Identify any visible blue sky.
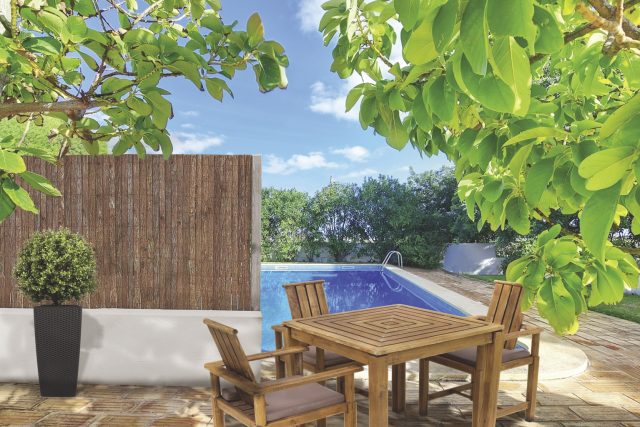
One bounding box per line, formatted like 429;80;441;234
161;0;450;194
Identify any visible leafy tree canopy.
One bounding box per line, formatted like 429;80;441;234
0;0;288;219
262;187;309;262
320;0;640;333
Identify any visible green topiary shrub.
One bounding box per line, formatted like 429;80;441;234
14;229;97;305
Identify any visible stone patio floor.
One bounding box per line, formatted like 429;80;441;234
2;269;640;426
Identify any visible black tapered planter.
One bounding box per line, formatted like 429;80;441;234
34;305;82;397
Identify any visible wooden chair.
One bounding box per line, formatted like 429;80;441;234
203;319;361;427
273;280;355;381
418;281;542;421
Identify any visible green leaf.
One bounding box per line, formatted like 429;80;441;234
505;196;530;235
428;75;456;121
0;191;15;222
533;5;563;54
190;0;205;19
412;88;432;132
483;178;504;202
144;91;173;130
247;13;264;46
581;182;621;262
23;37;62;55
503;127;567;147
432;0;458;52
536;224;562;247
459;0;487;74
490;36;531;115
589;265;625;306
525;157;554;206
537;276;577;335
345;84;367;112
455;55;516;113
394;0;422;29
75;0;98;16
38;8;65;35
0;149;27;173
578;146;636;191
2;180;38;214
18;172;61;197
600;92;640;139
156;132;173;160
66;16;88;42
205;77;231;101
486;0;535;41
403;11;439;65
126;96;153;115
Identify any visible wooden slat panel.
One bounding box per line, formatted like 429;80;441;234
0;155;256;310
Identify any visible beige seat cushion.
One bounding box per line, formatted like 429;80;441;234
442;346;531;366
303;346;352;367
220;378;345;422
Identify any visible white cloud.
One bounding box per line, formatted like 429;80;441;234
297;0;325;33
169;131;223;154
337;168;379;181
182;110;199;117
309;74;367;121
332;146;370;162
264;152;341;175
180;123;196;129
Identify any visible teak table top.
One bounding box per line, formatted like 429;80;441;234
284;304;503;356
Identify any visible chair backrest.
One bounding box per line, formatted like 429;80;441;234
486;281;524;350
204;319;256;383
283;280;330;319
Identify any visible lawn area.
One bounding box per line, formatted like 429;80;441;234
591;295;640;324
463;274;505;283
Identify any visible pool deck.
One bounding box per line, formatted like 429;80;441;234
2;269;640;426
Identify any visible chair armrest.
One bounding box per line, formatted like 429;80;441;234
204;363;259;394
504;324;543;341
258;363;363;394
246;346;308;362
469;315;486;321
272;324;286;333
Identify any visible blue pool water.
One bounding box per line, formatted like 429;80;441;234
260;264;467;351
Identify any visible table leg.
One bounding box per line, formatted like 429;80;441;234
391;363;406;413
368;357;389;427
282;327;304;376
472;330;504;427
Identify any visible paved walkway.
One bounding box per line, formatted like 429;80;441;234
2;270;640;426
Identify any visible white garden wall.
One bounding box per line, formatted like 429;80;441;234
0;308;262;387
443;243;503;275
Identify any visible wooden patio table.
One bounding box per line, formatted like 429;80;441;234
282;304;505;427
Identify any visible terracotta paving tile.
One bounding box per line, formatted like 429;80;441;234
35;412;97;426
570;405;640;421
84;399;140;413
0;409;47;426
133;399;189;415
90;414;155;427
149;416;207;426
34;397;93;412
528;405;583;421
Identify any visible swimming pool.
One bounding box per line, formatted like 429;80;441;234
260;264;467;351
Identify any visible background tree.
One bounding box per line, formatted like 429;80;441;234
0;0;288;220
261;187;308;262
319;0;640;333
356;174;411;260
303;182;363;262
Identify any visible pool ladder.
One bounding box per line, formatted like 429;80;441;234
381;251;403;270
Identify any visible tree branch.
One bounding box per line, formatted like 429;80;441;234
132;1;163;27
530;0;640;63
0;100;104;118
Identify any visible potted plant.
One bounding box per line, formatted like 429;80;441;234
14;228;97;397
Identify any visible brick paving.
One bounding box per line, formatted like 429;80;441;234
1;269;640;426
